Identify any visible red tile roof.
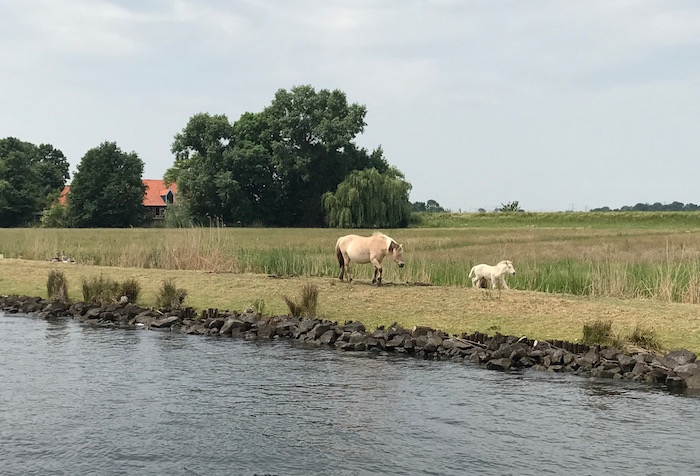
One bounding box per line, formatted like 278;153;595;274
143;179;177;207
57;180;177;207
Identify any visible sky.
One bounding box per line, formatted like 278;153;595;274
1;0;699;212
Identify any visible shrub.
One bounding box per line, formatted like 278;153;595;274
581;319;615;346
628;324;661;352
47;270;69;301
250;298;266;316
119;277;141;304
81;275;120;303
582;319;633;349
155;278;188;310
283;283;319;318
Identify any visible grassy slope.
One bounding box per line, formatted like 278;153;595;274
2;258;699;353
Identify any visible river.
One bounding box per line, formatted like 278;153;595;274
1;312;699;476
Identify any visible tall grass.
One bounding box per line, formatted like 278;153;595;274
4;220;700;304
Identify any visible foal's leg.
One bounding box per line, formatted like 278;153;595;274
500;276;509;289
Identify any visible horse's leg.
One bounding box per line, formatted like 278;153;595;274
371;259;382;285
501;276;509;289
341;253;352;282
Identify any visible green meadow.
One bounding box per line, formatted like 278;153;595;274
2;212;700;352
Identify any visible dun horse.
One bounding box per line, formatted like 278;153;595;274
335;233;405;285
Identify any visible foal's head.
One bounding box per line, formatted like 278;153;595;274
499;260;516;275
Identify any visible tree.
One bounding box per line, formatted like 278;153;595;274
322;167;412;228
67;142;146;227
0;137;69;227
499;201;523;212
166;86;390;227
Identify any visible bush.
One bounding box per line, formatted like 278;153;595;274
283;283;319;318
581;319;659;350
628;324;661;352
582;319;615;346
155;278;188;310
81;275;120;303
119;277;141;304
250;298;266;316
41;203;71;228
47;270;69;301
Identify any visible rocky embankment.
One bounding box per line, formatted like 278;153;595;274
2;294;700;394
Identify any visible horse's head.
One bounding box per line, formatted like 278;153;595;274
389;241;405;268
500;260;516;275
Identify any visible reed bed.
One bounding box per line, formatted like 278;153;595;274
3;215;700;305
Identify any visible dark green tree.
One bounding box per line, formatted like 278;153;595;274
67;142;146;227
0;137;69;227
322;167;412;228
166;86;390;227
167;113;236;225
500;201;523;212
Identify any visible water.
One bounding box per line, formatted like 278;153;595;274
1;312;699;476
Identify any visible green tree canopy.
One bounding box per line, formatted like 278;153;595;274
67;142;146;227
0;137;69;227
166;85;390;226
322;167;412;228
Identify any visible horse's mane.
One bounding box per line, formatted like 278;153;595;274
372;231;395;248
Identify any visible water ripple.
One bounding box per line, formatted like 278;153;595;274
1;312;700;476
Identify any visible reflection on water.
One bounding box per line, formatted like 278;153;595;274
1;312;700;476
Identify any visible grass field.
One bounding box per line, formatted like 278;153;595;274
2;212;700;352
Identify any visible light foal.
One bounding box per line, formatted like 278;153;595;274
469;260;516;289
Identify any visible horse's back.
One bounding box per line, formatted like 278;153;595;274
337;234;376;263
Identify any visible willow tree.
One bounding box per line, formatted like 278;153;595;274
322;167;412;228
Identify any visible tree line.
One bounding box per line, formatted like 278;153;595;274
3;86;449;228
591;202;700;212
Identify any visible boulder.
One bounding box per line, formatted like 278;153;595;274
85;307;103;320
661;350;697;368
666;376;687;392
485;358;512;371
385;334;407;349
319;330;337;345
256;321;276;339
151;316;181;329
342;321;365;333
411;325;435;337
423;335;443;353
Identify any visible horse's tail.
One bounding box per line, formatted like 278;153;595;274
468;266;476;278
335;238;344;269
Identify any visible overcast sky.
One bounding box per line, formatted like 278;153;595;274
2;0;699;212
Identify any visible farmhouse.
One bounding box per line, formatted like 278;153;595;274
58;179;177;221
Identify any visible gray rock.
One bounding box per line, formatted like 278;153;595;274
319;329;337;345
343;321;365;333
152;316;180;328
411;325;435;337
486;358;512;371
257;321;276;339
310;323;332;339
666;376;687;392
423;335;443;353
662;349;697;368
85;307;103;319
673;363;700;379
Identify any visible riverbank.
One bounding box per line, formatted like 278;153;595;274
2;294;699;396
2;258;700;353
